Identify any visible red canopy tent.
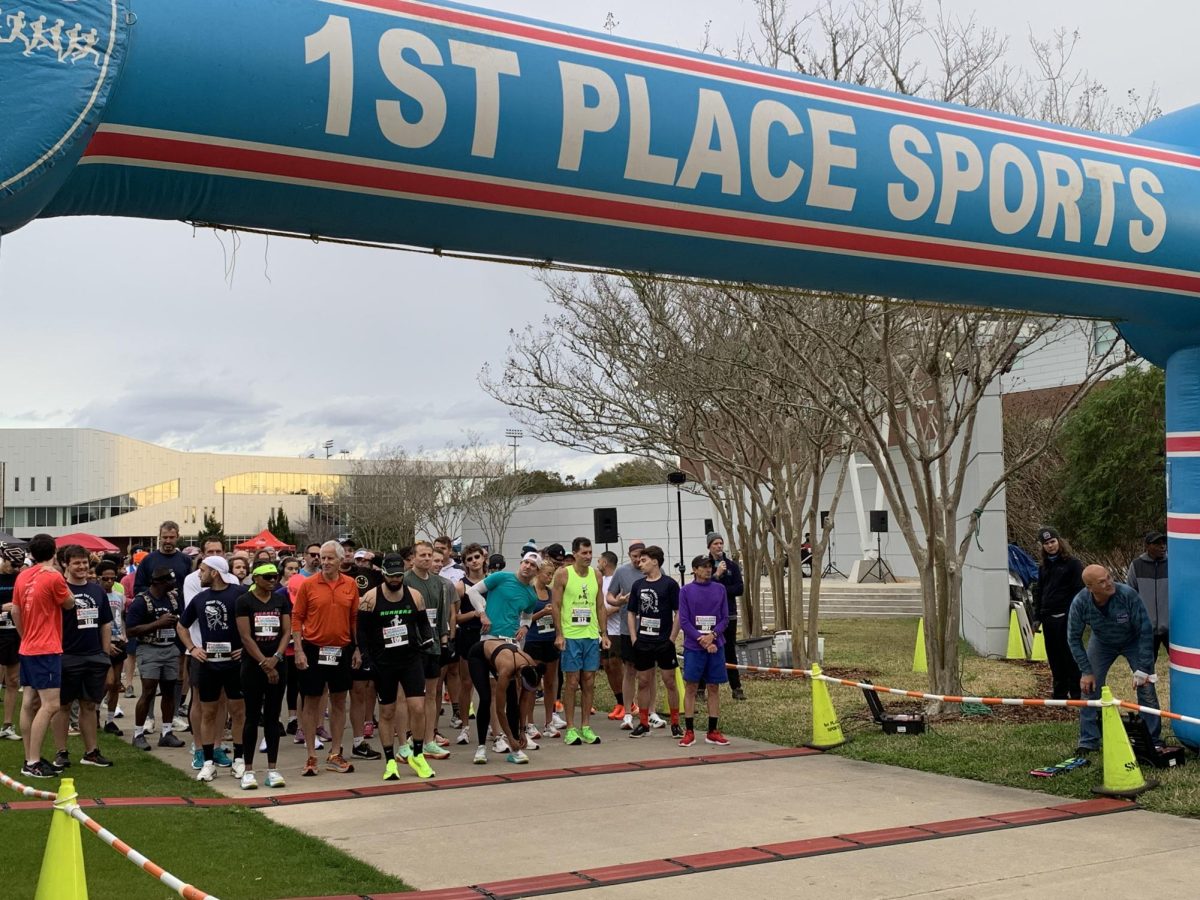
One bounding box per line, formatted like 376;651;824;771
233;530;294;552
55;532;120;553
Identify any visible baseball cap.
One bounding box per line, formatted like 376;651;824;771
150;566;176;584
353;549;368;560
381;554;406;576
487;553;506;572
1037;526;1059;544
0;543;26;565
544;543;566;561
201;556;241;586
691;554;713;569
1145;531;1167;544
521;551;542;565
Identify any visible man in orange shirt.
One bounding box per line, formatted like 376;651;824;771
292;540;360;777
11;534;75;778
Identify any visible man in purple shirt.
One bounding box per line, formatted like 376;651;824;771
678;555;730;748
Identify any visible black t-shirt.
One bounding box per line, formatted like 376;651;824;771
235;589;292;659
0;572;16;637
62;580;113;657
354;567;383;598
133;550;193;594
360;584;432;667
127;588;184;648
629;576;679;643
180;586;244;666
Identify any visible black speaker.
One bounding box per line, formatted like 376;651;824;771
870;510;889;533
593;507;619;544
820;510;831;529
703;518;714;535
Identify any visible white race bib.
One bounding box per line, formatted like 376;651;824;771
538;616;556;634
426;608;438;626
156;627;176;642
383;624;408;648
0;611;12;629
696;615;717;635
571;607;591;626
639;618;661;638
206;641;231;660
254;613;280;638
318;645;342;666
77;606;99;630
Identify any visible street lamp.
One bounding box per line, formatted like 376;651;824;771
323;439;335;459
505;429;523;473
667;471;686;577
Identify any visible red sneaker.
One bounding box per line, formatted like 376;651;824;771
678;729;696;748
302;756;319;777
607;704;625;721
705;730;730;747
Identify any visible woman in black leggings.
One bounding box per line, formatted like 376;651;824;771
467;638;540;766
234;564;292;789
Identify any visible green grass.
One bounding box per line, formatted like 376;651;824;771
0;696;409;899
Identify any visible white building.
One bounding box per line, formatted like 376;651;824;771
0;429;354;548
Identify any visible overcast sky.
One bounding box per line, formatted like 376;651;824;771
0;0;1193;477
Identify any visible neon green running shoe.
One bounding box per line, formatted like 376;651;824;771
382;758;401;782
580;726;601;745
563;727;582;745
407;752;436;780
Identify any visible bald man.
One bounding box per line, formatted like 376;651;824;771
1067;565;1162;753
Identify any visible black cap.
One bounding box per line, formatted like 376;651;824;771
487;553;506;572
691;554;713;570
544;543;566;561
150;566;176;584
1037;526;1059;544
381;554;406;576
1145;531;1167;544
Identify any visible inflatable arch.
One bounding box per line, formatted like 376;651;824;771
3;0;1200;740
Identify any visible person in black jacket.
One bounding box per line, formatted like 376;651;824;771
1033;526;1084;700
706;533;746;701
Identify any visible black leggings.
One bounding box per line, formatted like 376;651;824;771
241;662;286;769
467;643;519;746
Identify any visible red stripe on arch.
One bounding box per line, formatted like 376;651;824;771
1167;436;1200;453
1170;646;1200;670
81;130;1200;297
1168;516;1200;535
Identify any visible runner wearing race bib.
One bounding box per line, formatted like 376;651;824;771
552;537;608;746
626;546;681;739
523;559;562;740
678;555;731;748
235;563;292;790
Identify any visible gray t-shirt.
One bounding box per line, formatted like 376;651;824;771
607;562;641;636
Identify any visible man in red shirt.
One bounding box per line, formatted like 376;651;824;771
12;534;75;778
292;541;360;777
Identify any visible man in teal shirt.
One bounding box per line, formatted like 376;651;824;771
464;553;540;641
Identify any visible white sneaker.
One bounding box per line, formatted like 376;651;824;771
196;761;216;782
493;735;511;753
456;726;470;745
542;724;561;739
525;723;541;740
450;715;464;729
113;707;125;719
620;714;634;731
525;736;540;751
172;716;190;733
648;712;667;729
551;712;567;729
0;724;20;741
314;736;325;751
240;771;258;790
265;770;286;788
259;737;267;753
473;744;488;765
231;757;246;778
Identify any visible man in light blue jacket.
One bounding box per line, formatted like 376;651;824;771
1068;565;1162;753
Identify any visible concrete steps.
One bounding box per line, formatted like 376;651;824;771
757;578;923;625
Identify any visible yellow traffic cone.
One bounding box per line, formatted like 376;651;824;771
805;663;846;750
36;778;87;899
1031;629;1048;662
1005;610;1026;659
912;619;927;673
1092;686;1157;798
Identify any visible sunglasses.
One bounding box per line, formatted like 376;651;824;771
308;552;320;557
257;573;280;581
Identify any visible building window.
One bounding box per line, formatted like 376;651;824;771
28;477;34;492
215;472;345;496
12;477;17;493
1092;322;1118;358
45;477;51;491
67;479;180;526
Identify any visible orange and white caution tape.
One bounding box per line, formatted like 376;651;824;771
0;769;57;800
727;662;1200;727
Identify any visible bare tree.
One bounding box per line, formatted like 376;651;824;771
466;471;535;554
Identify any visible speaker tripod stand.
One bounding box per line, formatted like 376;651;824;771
861;532;896;583
821;527;847;579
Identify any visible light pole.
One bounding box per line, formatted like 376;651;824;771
667;471;686;578
505;429;523;473
323;439;335;459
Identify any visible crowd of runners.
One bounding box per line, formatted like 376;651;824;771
0;522;746;785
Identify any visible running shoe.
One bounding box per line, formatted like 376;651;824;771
629;723;650;739
455;727;471;745
363;721;375;739
506;750;530;765
648;712;666;729
607;704;625;720
265;770;286;788
196;761;216;782
424;744;450;760
678;729;696;748
408;753;436;779
158;731;185;749
0;724;20;741
171;716;190;733
132;733;152;752
525;736;540;751
21;760;54;779
542;724;561;739
103;721;124;737
259;737;267;753
563;727;582;746
293;728;306;745
213;747;233;767
316;725;333;742
473;745;489;764
671;723;684;739
113;706;125;719
382;759;401;781
314;735;325;751
124;685;135;699
178;702;190;717
240;771;258;790
551;712;567;729
81;749;113;768
449;715;464;729
44;756;65;772
231;757;246;778
579;726;601;745
286;718;298;736
68;724;81;737
705;731;730;746
555;700;564;713
620;714;634;731
525;723;541;740
53;750;71;769
434;732;451;748
302;756;319;777
398;742;413;761
352;743;382;760
493;735;511;754
191;747;203;770
325;752;354;774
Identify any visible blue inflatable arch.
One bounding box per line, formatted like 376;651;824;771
3;0;1200;739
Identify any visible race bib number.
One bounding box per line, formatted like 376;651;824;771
639;618;661;638
696;615;717;634
77;606;99;629
156;627;176;642
538;616;556;634
206;641;231;660
254;613;280;638
318;645;342;666
0;610;12;629
426;608;438;626
383;624;408;648
571;607;591;626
